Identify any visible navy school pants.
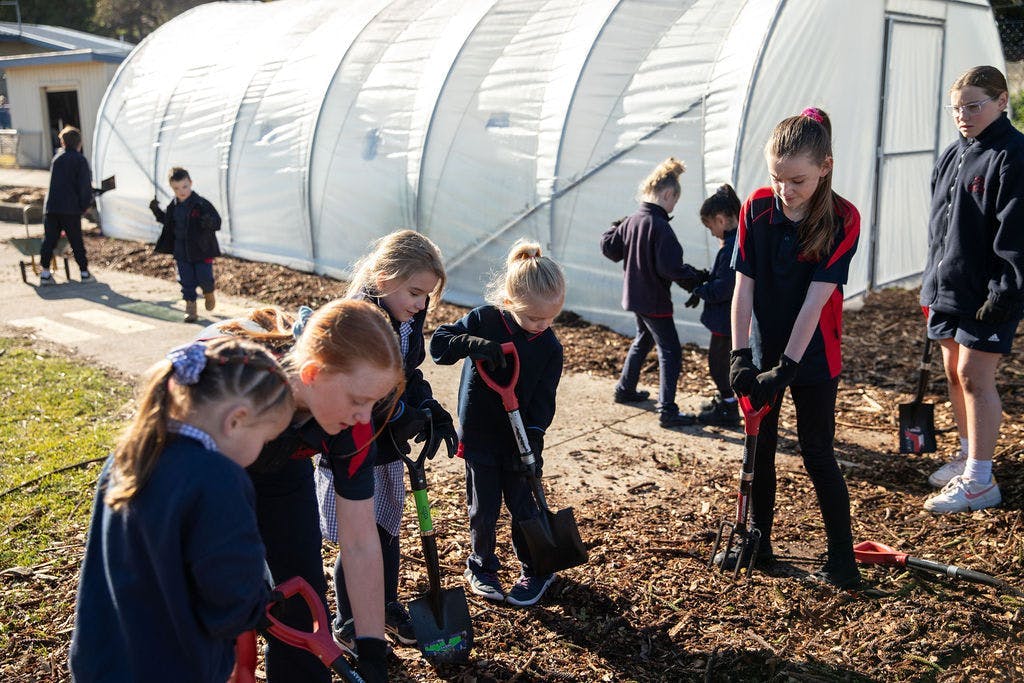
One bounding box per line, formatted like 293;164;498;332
465;459;544;577
616;313;681;414
40;212;88;273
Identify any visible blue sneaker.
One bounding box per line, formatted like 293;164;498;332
505;574;555;607
464;566;504;601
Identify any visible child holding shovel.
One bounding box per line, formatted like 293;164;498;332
430;239;565;607
722;108;863;589
70;338;294;681
326;229;459;650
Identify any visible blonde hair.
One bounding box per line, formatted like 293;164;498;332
345;229;446;302
765;109;836;262
638;157;686;202
950;65;1008;98
485;239;566;313
105;338;293;510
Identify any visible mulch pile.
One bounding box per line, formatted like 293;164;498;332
3;232;1021;681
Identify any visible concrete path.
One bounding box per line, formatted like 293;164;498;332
0;167;49;189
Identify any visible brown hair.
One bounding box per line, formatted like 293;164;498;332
638;157;686;203
59;126;81;150
169;167;191;183
485;239;566;312
700;184;742;220
345;229;446;302
950;65;1008;98
105;338;293;510
765;109;836;261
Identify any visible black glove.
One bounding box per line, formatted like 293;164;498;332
449;334;506;371
750;354;799;408
976;295;1015;325
420;398;457;458
684;292;701;308
729;349;759;397
387;402;427;453
148;197;160;216
697;268;711;285
354;637;388;683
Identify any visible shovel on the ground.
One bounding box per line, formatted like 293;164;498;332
475;342;588;577
898;333;937;454
398;420;473;665
708;395;772;580
854;541;1023;596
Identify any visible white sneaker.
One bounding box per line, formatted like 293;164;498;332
924;475;1001;514
928;452;967;488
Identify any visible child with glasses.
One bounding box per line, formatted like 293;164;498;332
919;65;1024;514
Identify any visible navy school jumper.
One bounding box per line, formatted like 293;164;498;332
693;228;737;336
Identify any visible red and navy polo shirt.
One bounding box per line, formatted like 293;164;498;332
733;187;860;384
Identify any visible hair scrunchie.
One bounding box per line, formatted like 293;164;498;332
801;107;824;124
166;342;208;385
292;305;314;339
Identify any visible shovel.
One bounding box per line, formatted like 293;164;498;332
475;342;588;577
854;541;1023;596
398;418;473;665
708;395;772;580
898;334;937;454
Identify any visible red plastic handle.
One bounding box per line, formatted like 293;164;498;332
853;540;909;567
232;631;258;683
737;395;772;436
474;342;520;411
264;576;344;665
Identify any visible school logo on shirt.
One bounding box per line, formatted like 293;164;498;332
968;176;985;194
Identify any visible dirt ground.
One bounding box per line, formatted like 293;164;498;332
3;230;1023;681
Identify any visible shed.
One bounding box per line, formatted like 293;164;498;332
0;22;133;168
93;0;1006;341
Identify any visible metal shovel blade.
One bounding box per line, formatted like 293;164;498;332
518;506;588;576
408;587;473;665
898;400;936;453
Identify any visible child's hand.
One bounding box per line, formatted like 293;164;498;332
148;197;160;213
684;292;701;308
728;349;759;397
750;355;799;408
420;399;458;458
388;402;428;449
450;334;506;370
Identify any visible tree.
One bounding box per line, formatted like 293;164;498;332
5;0;96;33
91;0;208;42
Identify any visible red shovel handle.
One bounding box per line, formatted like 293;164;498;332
474;342;520;411
853;540;909;566
264;576;346;667
737;395;772;436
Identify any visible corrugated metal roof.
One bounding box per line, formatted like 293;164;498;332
0;21;133;56
0;48;128;68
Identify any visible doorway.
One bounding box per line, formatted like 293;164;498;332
46;89;81;154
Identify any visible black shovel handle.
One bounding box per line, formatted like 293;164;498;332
906;557;1022;594
913;334;932;404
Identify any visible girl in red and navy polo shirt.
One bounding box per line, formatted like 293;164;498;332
722;108;862;590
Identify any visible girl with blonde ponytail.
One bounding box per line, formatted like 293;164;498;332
601;156;705;427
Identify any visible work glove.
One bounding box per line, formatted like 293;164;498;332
728;349;759;397
420;398;458;458
684;292;701;309
354;637;388;683
449;334;506;371
750;354;799;409
975;295;1015;325
148;197;160;216
387;401;427;454
696;268;711;285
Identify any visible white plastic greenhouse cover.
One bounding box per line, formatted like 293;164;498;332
94;0;1005;341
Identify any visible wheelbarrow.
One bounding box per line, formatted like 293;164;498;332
398;415;473;664
10;204;70;284
475;342;588;577
708;395;773;579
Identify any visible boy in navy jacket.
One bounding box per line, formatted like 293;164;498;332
39;126;93;284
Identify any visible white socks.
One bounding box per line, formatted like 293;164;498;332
964;457;992;485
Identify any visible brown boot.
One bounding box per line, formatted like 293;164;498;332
184;300;198;323
203;289;216;311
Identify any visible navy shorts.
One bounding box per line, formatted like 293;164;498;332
927;309;1020;355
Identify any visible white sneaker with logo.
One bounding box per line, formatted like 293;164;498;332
924;475;1001;514
927;453;967;488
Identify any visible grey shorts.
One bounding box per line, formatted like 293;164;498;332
927;309;1020;355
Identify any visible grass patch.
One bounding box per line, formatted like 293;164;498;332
0;336;130;568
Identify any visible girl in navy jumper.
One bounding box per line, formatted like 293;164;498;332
601;157;704;427
200;300;404;683
724;108;862;589
430;240;565;607
688;184;742;427
327;229;457;649
919;66;1024;514
71;338;294;682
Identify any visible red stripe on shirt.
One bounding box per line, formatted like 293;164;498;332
818;287;844;378
347;422;374;477
825;199;860;269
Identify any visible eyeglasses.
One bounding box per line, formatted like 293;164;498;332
943;95;997;118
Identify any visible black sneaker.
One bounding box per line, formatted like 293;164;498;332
713;542;774;571
80;272;95;283
384;601;417;646
505;574;555;607
464;566;504;601
614;388;650;404
698;398;740;426
659;410;697;428
39;273;55;286
808;553;863;590
699;393;723;412
333;617;356;656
